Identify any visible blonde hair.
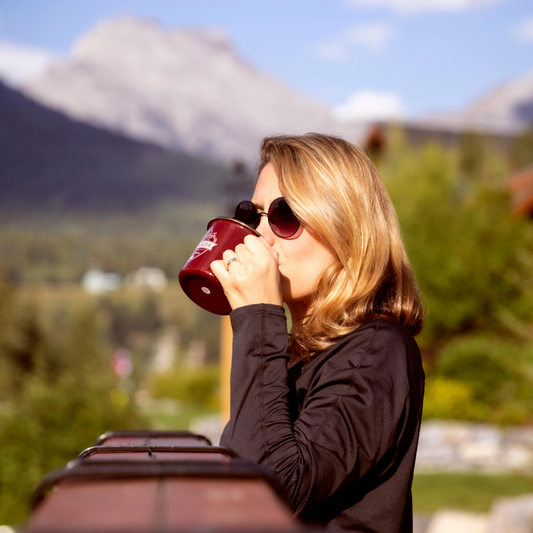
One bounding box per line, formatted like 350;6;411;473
258;133;424;358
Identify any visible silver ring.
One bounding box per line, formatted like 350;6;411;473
225;256;239;270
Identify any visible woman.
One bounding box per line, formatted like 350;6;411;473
211;133;425;533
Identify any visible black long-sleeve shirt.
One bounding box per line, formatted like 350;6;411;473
220;304;424;533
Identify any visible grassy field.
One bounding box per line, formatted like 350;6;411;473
412;472;533;513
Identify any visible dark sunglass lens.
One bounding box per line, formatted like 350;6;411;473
235;201;260;228
269;198;300;237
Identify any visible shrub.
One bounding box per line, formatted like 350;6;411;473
423;377;476;420
149;366;220;410
424;334;533;424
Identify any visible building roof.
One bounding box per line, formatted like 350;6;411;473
507;164;533;216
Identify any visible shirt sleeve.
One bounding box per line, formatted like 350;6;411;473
219;303;423;516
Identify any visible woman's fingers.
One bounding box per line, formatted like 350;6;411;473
222;249;241;271
243;234;279;263
210;258;228;279
209;235;282;310
210;249;240;279
212;236;276;278
256;236;280;262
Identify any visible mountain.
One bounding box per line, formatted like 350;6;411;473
23;17;362;164
0;80;236;209
421;69;533;134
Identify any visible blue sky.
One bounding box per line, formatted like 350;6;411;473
0;0;532;120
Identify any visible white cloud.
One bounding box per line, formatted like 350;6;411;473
0;41;56;86
312;42;350;63
332;90;405;122
346;21;392;52
313;21;392;63
514;17;533;43
344;0;506;14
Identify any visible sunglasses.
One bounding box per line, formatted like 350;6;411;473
234;197;301;238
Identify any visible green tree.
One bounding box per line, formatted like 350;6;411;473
381;132;533;423
458;130;486;182
382;134;533;345
0;290;146;525
511;125;533;170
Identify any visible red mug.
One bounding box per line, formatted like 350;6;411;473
179;217;260;315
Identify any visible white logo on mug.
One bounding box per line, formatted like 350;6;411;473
188;229;218;261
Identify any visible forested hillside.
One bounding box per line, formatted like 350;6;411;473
0;81;240;209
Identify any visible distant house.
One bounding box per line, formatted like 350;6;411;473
124;267;168;291
361;120;519;160
507;164;533;217
81;269;122;294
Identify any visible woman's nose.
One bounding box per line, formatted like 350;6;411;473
257;216;275;245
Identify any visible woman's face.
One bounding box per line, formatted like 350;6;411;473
251;163;335;319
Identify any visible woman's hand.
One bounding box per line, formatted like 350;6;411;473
210;235;283;310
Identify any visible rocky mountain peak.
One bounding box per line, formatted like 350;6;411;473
73;16;234;65
462;68;533;130
24;16;359;164
422;69;533;135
